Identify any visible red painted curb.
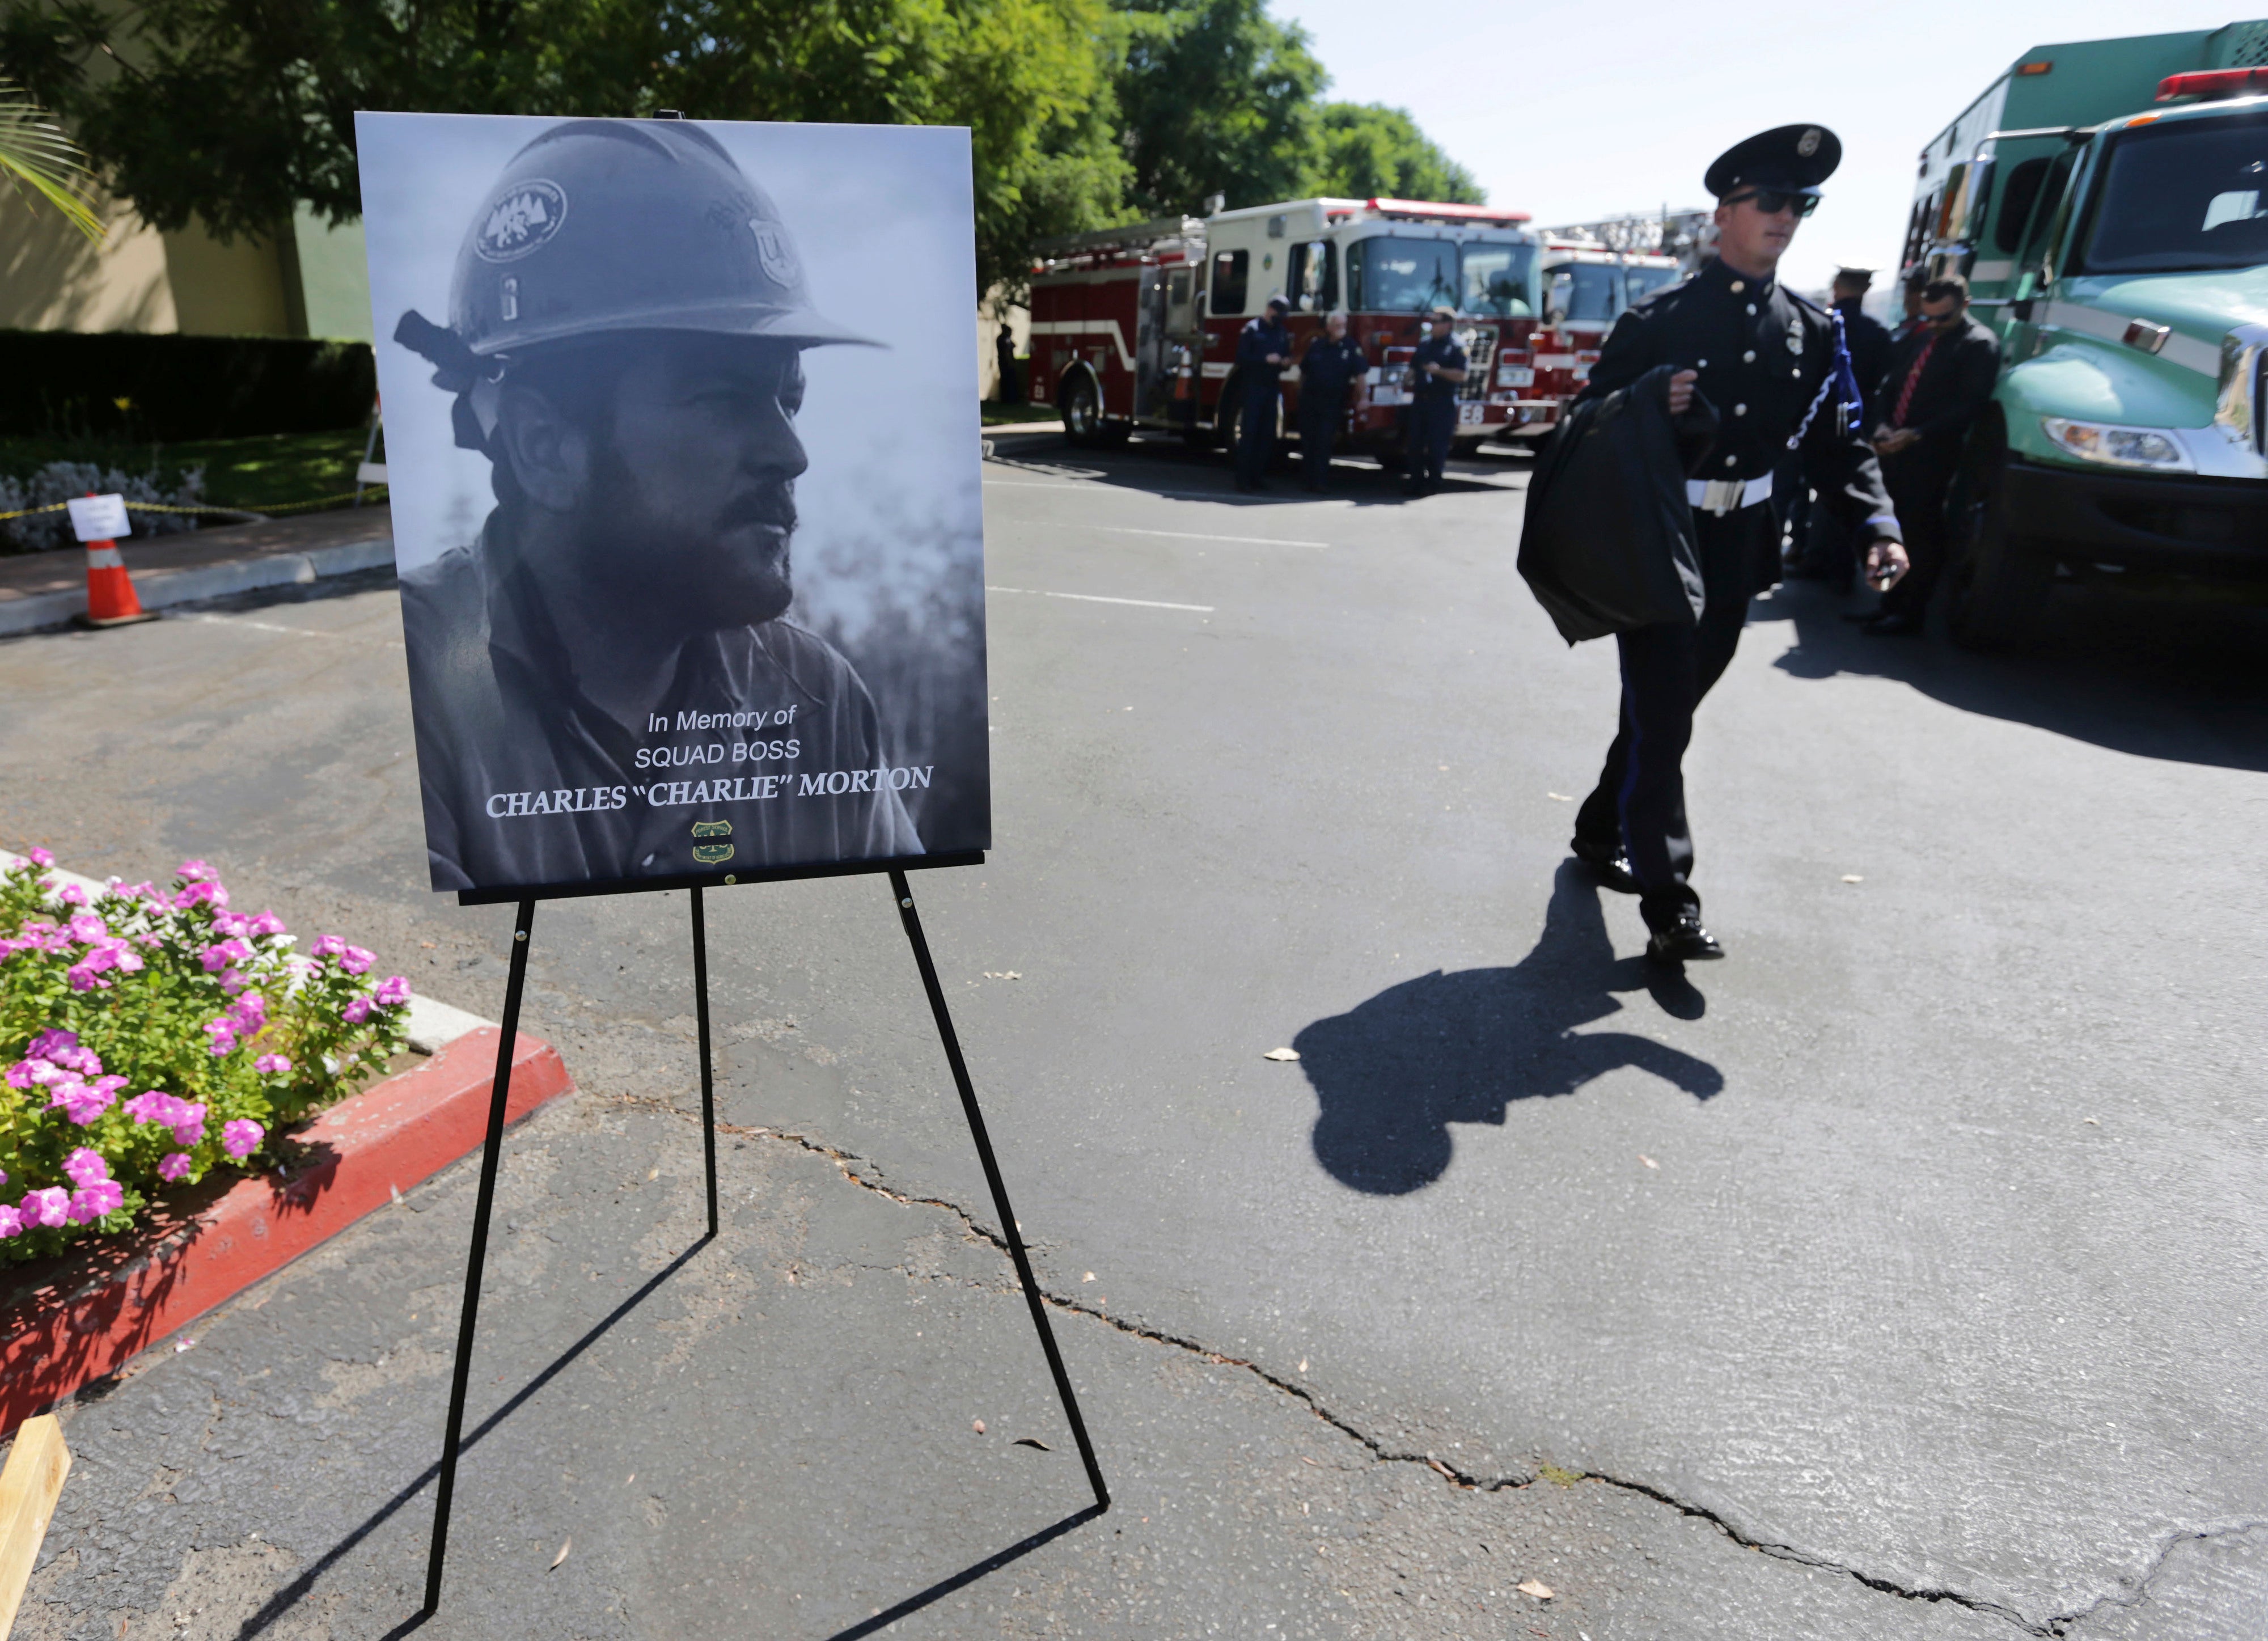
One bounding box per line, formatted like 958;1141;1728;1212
0;1027;573;1436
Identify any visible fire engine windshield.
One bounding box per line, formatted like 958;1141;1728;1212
1462;242;1537;316
2074;112;2268;274
1348;237;1460;312
1623;263;1681;305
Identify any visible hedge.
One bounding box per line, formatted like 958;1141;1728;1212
0;331;376;442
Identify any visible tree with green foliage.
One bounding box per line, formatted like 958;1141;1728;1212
1314;101;1482;205
0;0;1129;295
1114;0;1325;217
0;77;98;238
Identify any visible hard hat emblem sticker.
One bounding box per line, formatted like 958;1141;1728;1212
475;180;569;263
751;221;800;287
1797;128;1822;157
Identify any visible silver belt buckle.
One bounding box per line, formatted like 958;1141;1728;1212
1700;477;1741;515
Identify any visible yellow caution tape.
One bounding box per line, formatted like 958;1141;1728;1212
0;487;387;525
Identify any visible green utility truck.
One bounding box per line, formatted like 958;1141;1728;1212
1906;22;2268;645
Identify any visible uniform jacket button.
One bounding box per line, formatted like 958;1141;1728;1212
1746;304;1757;315
1723;454;1737;467
1734;403;1747;415
1729;280;1746;293
1743;350;1755;362
1697;358;1708;369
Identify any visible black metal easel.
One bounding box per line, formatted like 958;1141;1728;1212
421;869;1108;1612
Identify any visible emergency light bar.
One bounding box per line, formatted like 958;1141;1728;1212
1367;198;1533;225
2157;67;2268;101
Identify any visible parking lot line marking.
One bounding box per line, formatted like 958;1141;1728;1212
1056;523;1327;549
187;612;403;646
985;585;1214;614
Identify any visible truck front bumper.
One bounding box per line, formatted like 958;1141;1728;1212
2007;457;2268;578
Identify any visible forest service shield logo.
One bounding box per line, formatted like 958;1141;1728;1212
475;180;569;263
751;221;800;287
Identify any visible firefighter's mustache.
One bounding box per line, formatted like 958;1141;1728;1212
721;488;797;537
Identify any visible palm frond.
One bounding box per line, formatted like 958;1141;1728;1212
0;82;105;243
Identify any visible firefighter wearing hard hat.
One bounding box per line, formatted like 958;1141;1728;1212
393;119;921;891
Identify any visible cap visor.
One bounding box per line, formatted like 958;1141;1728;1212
475;302;884;354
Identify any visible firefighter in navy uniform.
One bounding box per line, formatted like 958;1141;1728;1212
1234;295;1292;492
1403;305;1467;496
1296;310;1368;492
1567;124;1907;963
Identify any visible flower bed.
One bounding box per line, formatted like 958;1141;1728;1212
0;851;411;1264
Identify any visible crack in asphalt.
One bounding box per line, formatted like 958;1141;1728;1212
609;1089;2248;1637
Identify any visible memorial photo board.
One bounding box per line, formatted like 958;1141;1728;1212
357;112;990;895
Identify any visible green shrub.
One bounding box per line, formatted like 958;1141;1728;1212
0;331;375;442
0;852;410;1263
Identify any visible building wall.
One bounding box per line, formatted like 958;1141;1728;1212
977;288;1029;400
0;184;371;341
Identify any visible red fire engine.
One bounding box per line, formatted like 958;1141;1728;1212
1027;197;1551;459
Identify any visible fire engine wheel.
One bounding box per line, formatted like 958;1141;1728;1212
1946;424;2053;653
1059;372;1105;447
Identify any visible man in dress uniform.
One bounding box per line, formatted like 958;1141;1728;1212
1234;294;1292;492
391;118;923;892
1297;310;1368;492
1788;264;1894;589
1567;124;1907;962
1403;305;1467;497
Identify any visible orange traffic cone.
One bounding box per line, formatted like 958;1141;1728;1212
75;493;154;629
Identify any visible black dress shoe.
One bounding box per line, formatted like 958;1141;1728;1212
1645;912;1724;965
1571;841;1640;895
1861;611;1924;637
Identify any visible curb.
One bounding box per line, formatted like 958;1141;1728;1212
0;1027;573;1437
0;538;395;637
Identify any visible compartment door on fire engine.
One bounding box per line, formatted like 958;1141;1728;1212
1135;264;1169;420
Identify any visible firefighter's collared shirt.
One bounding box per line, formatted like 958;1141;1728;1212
401;511;921;893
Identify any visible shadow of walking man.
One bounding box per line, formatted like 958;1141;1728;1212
1296;861;1725;1195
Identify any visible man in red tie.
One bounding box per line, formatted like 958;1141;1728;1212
1863;274;2000;636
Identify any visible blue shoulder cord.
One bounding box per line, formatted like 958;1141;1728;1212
1787;307;1864;450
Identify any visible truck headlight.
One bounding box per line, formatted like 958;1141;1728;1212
2040;417;2194;472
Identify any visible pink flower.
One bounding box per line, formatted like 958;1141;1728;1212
342;996;373;1025
174;879;229;911
67;912;109;944
156;1152;192;1182
20;1187;70;1228
124;1090;177;1125
253;1053;292;1075
48;1077;119;1124
27;1027;81;1061
204;1020;238;1056
341;944;375;975
221;1119;264;1160
171;1103;208;1148
373;975;412;1008
229;993;269;1033
201;938;253;973
0;1205;20;1238
176;859;218;883
57;883;86;907
4;1060;37;1090
311;934;346;961
27;846;53;866
62;1147;109;1188
247;911;287;937
68;1179;124;1223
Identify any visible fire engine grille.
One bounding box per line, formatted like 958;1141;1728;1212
1458;328;1497;402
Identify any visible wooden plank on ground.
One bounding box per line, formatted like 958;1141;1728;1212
0;1414;71;1639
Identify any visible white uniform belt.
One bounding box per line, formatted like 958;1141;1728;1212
1685;472;1774;515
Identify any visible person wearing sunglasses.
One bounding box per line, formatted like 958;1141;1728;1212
1562;124;1907;965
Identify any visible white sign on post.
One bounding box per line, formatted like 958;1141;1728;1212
66;494;131;544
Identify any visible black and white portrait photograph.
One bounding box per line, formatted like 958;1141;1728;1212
357;112;989;894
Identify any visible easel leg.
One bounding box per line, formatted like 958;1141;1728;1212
886;870;1110;1511
691;885;720;1239
424;896;538;1612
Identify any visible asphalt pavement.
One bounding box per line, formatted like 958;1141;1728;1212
3;430;2265;1639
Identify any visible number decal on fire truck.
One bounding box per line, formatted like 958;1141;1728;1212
1458;403;1486;426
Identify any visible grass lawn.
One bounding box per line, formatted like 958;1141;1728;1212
0;428;379;514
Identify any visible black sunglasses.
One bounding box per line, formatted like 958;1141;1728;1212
1724;188;1821;218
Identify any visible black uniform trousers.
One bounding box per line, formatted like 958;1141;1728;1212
1573;503;1767;932
1299;395;1345;488
1235;382;1279;488
1877;443;1960;620
1404;395;1455;492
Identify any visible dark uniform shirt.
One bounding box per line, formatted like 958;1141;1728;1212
1580;257;1900;585
1236;316;1291;391
1410;332;1467;401
1298;335;1367;416
401;511;921;893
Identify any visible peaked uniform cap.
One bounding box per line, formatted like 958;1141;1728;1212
1704;124;1842;200
448;119;875;357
